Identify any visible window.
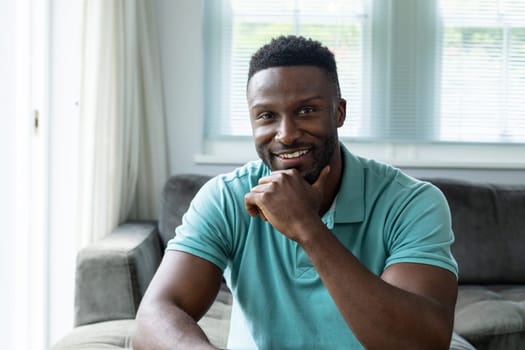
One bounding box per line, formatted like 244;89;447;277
204;0;525;146
204;0;368;139
440;0;525;142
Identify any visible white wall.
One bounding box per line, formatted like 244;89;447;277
156;0;221;176
0;1;17;347
47;0;81;345
155;0;525;185
1;0;80;348
1;0;55;347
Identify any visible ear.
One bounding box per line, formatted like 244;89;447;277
336;98;346;127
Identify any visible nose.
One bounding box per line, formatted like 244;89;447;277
275;116;301;145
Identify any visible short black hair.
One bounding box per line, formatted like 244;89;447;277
247;35;340;96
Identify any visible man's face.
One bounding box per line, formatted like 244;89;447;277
247;66;346;184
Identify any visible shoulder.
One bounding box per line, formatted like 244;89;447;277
348;153;450;225
343;152;457;275
170;161;269;264
336;146;448;222
357;154;444;203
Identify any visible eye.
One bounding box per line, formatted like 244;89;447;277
256;111;274;121
298;106;315;115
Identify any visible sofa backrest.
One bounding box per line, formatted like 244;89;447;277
427;179;525;284
159;174;212;247
160;174;525;285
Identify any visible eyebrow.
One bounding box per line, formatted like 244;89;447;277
297;95;325;104
249;95;325;110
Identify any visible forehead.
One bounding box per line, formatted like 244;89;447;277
247;66;335;105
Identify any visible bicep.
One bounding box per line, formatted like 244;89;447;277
142;250;223;321
382;263;458;316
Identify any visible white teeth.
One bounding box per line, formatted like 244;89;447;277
279;150;308;159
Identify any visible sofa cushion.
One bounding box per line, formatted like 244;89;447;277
450;332;477;350
455;285;525;350
428;179;525;284
52;285;232;350
52;319;134;349
197;283;233;348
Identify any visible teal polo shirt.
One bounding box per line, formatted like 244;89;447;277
167;144;458;349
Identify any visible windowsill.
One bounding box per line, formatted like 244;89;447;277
195;139;525;169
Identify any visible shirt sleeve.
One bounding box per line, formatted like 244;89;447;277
166;176;234;271
384;182;459;277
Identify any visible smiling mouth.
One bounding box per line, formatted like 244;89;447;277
276;149;310;159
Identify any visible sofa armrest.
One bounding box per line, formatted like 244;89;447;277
74;221;163;326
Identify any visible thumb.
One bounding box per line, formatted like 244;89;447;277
312;165;330;192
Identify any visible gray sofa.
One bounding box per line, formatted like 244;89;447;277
52;174;525;350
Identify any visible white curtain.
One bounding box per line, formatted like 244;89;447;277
78;0;169;247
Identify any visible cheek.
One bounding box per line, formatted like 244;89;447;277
252;125;274;145
305;123;334;138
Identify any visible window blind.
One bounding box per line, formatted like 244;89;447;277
440;0;525;142
204;0;525;144
204;0;368;138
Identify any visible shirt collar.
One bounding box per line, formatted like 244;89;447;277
321;195;337;229
334;143;365;223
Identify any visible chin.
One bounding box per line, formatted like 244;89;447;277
303;169;321;185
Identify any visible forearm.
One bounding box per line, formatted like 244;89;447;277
299;222;453;350
133;301;217;350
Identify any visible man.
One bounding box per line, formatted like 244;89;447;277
133;36;465;349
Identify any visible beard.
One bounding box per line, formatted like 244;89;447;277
256;133;339;184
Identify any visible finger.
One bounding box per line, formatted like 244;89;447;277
245;202;268;221
244;193;260;217
245;203;259;217
258;170;281;185
312;165;330;192
259;169;298;185
259;210;268;221
244;193;268;221
251;180;278;193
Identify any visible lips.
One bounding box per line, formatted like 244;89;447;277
276;149;310;159
271;148;312;170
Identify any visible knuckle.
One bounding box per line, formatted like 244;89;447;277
260;191;271;201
